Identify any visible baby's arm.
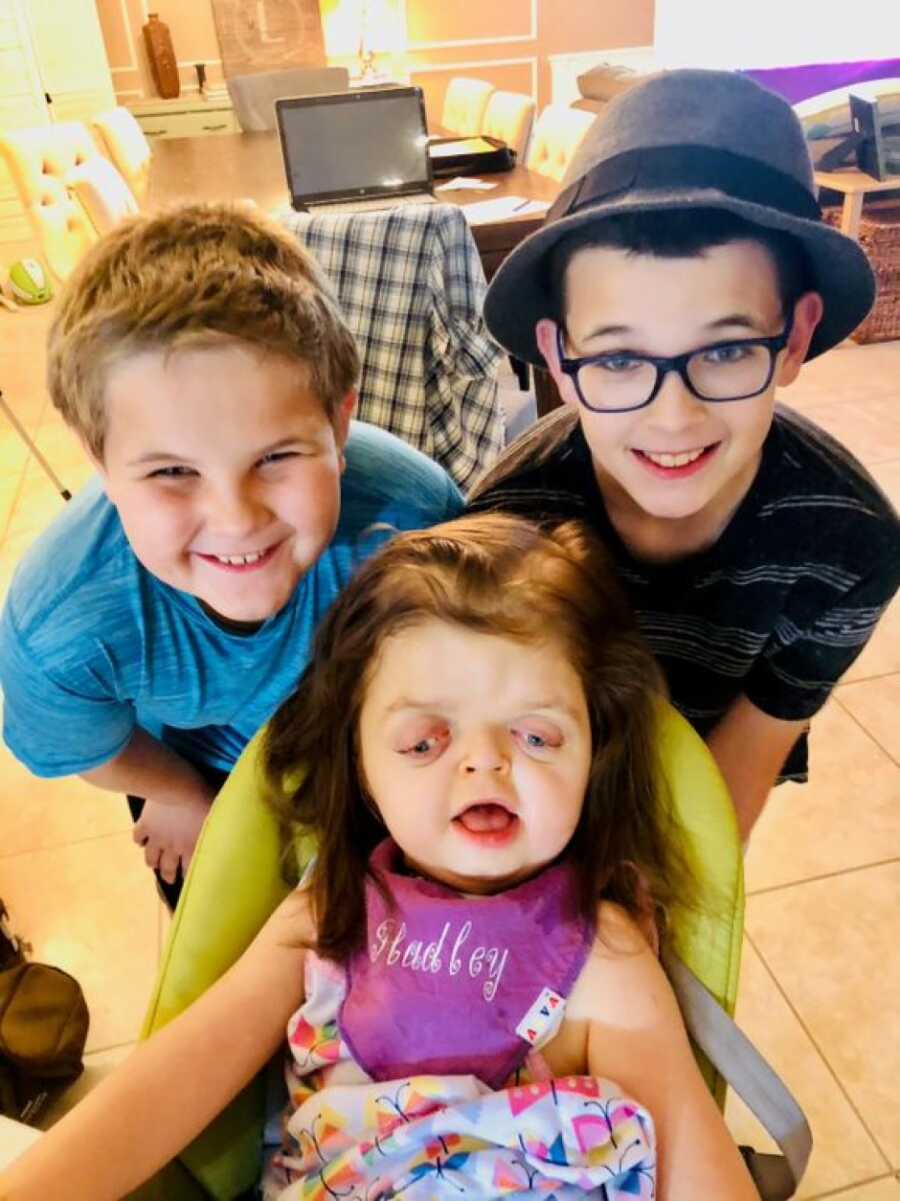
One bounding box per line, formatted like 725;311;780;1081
578;905;759;1201
0;889;313;1201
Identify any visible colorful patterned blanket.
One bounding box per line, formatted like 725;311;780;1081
264;1072;656;1200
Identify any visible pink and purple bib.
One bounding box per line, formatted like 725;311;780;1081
338;838;593;1089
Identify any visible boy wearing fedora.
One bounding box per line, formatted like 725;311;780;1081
471;70;900;839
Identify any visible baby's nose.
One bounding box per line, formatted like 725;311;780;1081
461;730;509;774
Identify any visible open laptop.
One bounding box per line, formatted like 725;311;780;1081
276;86;435;213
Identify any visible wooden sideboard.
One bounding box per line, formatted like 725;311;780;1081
129;94;239;141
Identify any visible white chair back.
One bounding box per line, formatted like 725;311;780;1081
0;123;100;279
526;104;596;182
91;107;152;201
441;77;495;136
482;90;535;161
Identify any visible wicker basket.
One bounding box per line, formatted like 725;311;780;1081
824;203;900;343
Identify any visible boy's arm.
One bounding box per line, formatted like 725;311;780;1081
80;726;213;802
0;889;312;1201
713;546;899;840
81;727;217;881
705;695;807;841
582;906;759;1201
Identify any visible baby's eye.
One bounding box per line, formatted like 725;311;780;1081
396;723;450;760
407;737;438;756
512;723;563;752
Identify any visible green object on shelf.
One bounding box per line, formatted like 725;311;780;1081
7;259;52;305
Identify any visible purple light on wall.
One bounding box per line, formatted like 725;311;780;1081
741;58;900;105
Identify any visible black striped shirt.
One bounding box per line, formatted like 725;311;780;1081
470;405;900;780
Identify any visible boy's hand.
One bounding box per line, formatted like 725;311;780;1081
133;796;212;883
79;729;220;883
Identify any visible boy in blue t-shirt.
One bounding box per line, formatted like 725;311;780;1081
0;204;462;905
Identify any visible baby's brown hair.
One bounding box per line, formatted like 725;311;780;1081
265;513;695;963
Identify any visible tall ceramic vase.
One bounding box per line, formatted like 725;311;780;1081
143;13;180;99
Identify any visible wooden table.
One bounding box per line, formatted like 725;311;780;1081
814;166;900;239
147;131;559;275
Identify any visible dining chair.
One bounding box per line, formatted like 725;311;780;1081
280;203;504;491
440;77;495;137
481;90;535;161
526;104;596;182
226;67;350;133
0;123;101;281
91;107;152;201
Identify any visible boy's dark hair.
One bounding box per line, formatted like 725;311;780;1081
548;208;811;327
264;513;696;963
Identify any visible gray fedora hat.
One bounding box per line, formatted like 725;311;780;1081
485;69;876;365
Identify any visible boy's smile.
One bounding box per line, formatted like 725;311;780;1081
538;240;821;559
96;342;353;623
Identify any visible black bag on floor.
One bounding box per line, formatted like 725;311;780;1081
0;899;90;1123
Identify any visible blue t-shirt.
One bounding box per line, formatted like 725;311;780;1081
0;422;462;777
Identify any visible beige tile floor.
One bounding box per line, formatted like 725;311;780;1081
0;288;898;1198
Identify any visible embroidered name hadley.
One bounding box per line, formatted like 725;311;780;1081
370;918;509;1002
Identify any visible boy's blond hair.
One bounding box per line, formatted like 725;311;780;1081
47;202;361;458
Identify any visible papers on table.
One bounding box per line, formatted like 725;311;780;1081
459;196;551;223
435;176;497;192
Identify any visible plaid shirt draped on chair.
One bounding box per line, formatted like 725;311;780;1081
279;203;504;491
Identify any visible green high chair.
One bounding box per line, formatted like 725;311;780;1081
132;705;810;1201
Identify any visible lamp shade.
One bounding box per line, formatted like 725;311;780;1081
319;0;406;57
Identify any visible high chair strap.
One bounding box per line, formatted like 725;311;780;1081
662;948;812;1201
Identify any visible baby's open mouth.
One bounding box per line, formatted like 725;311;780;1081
454;803;517;833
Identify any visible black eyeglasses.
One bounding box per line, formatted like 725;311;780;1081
556;313;794;414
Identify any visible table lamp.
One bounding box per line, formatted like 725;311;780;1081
319;0;406;83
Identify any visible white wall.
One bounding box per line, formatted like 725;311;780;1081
654;0;900;70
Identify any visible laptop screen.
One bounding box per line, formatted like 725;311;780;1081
276;87;432;205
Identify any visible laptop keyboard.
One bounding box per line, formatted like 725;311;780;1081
303;193;437;215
